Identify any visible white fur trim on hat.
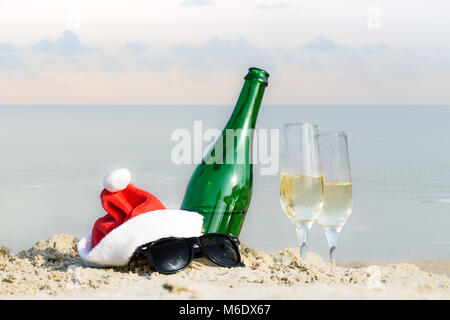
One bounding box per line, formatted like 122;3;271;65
77;209;204;267
103;168;132;193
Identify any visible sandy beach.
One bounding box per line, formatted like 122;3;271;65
0;234;448;300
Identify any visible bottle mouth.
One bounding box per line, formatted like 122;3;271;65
245;67;269;86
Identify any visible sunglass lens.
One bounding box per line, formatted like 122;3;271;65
150;239;191;273
200;235;240;266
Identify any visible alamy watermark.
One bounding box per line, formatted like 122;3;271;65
366;6;381;30
66;1;81;31
170;121;280;175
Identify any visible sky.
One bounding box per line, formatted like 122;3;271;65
0;0;449;105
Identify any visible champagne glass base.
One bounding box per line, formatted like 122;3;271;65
295;221;314;261
324;226;341;271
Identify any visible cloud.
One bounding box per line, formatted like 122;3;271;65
297;35;389;69
256;2;292;10
360;44;388;55
0;42;14;52
31;39;54;53
174;36;272;70
178;0;215;7
292;38;391;70
301;33;342;51
55;31;89;56
0;42;20;69
125;41;148;52
0;54;21;68
30;30;93;56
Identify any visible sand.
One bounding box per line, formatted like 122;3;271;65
1;234;449;299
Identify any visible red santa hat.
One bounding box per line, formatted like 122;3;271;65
77;168;203;267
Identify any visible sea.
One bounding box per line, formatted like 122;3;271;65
0;105;449;261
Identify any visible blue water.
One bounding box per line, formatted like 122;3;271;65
0;105;449;260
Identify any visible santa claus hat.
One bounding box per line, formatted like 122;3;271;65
77;168;203;267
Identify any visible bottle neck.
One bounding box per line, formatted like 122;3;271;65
225;80;266;131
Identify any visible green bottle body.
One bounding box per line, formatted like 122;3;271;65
181;68;269;237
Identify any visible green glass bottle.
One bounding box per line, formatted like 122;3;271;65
181;67;269;236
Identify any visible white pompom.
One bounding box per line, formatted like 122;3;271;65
103;168;132;193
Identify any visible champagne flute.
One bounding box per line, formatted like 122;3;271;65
317;132;353;269
280;122;324;260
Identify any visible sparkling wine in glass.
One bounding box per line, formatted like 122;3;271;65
317;132;353;269
280;122;324;260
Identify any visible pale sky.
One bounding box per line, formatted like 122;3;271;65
0;0;449;105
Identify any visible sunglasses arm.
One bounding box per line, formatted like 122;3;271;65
135;246;159;275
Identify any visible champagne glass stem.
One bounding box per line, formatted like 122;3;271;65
324;227;339;270
295;222;312;260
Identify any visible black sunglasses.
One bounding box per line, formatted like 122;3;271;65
136;233;245;274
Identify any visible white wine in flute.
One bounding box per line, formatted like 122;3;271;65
317;181;353;231
280;174;324;224
281;122;323;260
317;131;352;269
